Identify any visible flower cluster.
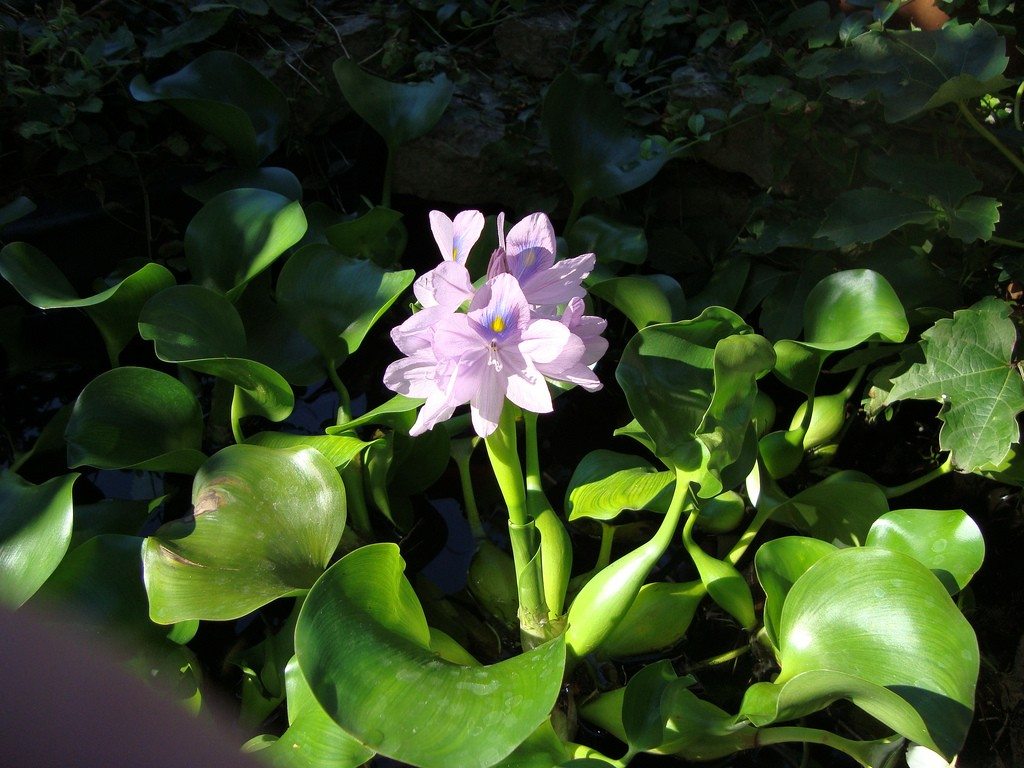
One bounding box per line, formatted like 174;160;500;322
384;210;607;437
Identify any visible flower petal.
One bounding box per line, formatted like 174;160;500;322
520;253;595;307
414;261;474;308
506;212;556;257
410;389;458;436
433;313;485;360
505;362;553;414
391;305;452;355
428;210;454;262
519;319;575;365
470;362;507;437
383;353;440;398
496;212;506;252
451;210;485;264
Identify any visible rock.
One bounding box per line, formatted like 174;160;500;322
493;12;577;79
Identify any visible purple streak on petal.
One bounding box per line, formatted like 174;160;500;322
466;273;530;344
451;210;485;264
414;261;474;308
505;246;555;286
519;252;596;307
506;212;556;257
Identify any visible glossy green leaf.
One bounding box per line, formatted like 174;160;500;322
565;450;673;522
623;660;680;752
295;543;566;768
489;720;568;768
142;444;347;623
820;20;1012;122
599;581;702;658
887;297;1024;472
0;471;77;607
803;269;909;351
185;188;307;301
771;472;889;545
333;59;454;148
867;509;984;595
277;244;414;365
695;490;746;533
70;496;163;549
184;167;303;203
754;536;837;649
740;548;978;760
589;275;684;330
139;284;293;422
684;535;755;630
567;215;647;265
130;51;289;166
616;309;774;481
325;207;408;267
258;657;376;768
0;242;175;363
816;189;937;247
65;367;206;473
328;394;425;433
247;432;373;469
543;70;669;206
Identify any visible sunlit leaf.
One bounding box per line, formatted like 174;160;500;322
185;188;307;301
295;543;566;768
948;195;1000;243
754;536;837;649
803;269;909;351
771;472;889;545
131;51;289;165
65;367;206;474
599;581;702;658
139;284;293;422
246;432;373;469
740;547;978;760
143;444;347;623
867;509;984;595
0;471;77;607
565;450;673;522
887;297;1024;472
589;275;685;330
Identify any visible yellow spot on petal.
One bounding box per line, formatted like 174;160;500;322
451;247;458;260
491;315;506;333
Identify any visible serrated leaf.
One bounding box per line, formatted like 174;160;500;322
947;195;1000;243
819;20;1013;122
865;155;981;209
887;297;1024;472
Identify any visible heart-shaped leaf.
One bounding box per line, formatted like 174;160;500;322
277;244;414;366
185;188;307;301
0;471;77;607
139;284;293;422
754;536;837;649
333;59;454;148
295;543;566;768
543;71;669;207
803;269;909;351
325;207;408;267
866;509;984;595
565;450;674;522
0;242;175;363
65;367;206;474
887;297;1024;472
740;547;978;760
256;657;375;768
616;308;774;482
142;444;347;623
130;51;289;166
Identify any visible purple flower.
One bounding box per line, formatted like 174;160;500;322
487;212;596;309
413;261;474;309
429;209;484;264
400;274;583;437
536;297;608;392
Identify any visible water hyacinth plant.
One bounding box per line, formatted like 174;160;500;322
5;6;1023;767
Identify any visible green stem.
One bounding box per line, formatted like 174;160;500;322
883;454;954;498
524;411;572;618
991;235;1024;249
595;521;615;572
230;386;245;444
686;643;751;673
341;455;371;534
958;99;1024;178
452;439;485;541
840;366;867;400
754;727;902;768
326;362;351;424
484;403;550;647
1015;79;1023;133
